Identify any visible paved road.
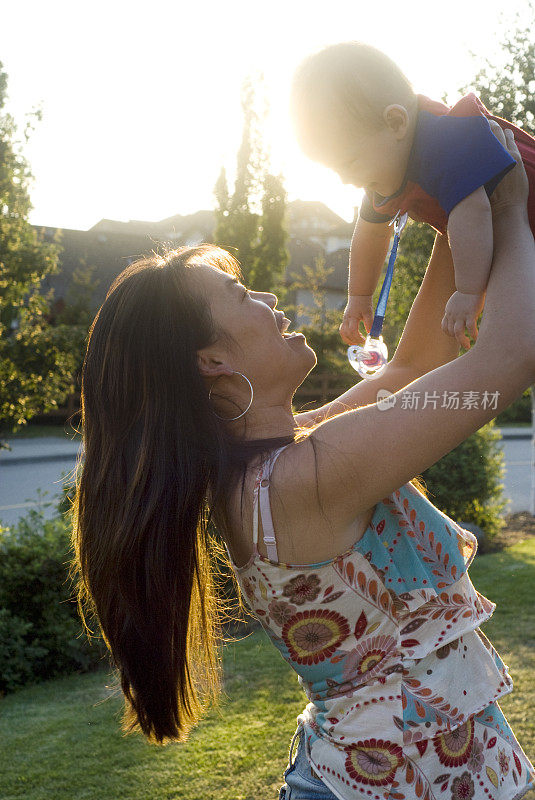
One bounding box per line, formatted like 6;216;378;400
0;430;533;531
0;437;83;530
495;435;534;516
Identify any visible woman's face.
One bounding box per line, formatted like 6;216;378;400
194;264;316;406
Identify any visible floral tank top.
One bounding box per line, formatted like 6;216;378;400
225;444;535;800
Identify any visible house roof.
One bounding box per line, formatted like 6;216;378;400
34;200;354;311
89;209;216;238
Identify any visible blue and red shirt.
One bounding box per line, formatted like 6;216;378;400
359;93;535;235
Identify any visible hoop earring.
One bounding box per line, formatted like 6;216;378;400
208;371;253;421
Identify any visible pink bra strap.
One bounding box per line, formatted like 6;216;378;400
252;444;289;561
253;445;288;561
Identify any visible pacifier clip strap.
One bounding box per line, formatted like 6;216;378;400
369;211;408;339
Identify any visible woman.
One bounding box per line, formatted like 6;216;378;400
71;124;535;799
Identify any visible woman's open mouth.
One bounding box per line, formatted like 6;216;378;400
278;315;304;340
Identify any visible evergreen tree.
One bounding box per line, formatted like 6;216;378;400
213;167;232;252
213;75;289;292
0;62;79;450
214;77;262;283
250;172;289;293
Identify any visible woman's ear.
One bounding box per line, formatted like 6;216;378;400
197;352;234;379
383;104;410;138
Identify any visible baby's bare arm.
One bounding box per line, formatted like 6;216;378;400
340;216;393;344
447;187;494;295
348;216;392;295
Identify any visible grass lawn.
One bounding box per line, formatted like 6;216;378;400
4;423;82;440
1;540;534;800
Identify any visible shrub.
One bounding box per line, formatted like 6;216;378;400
495;387;532;425
0;506;108;694
0;608;47;693
419;420;507;551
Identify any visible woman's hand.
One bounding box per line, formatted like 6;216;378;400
488;122;529;217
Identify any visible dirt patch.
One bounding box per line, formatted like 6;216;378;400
490;511;535;551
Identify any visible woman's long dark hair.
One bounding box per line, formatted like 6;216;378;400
68;243;428;746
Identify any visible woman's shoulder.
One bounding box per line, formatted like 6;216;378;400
224;437;376;568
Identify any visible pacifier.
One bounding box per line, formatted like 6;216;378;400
348;335;388;379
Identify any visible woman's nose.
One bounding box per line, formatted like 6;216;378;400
261;292;278;308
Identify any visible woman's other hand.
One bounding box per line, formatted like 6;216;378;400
488;122;529;217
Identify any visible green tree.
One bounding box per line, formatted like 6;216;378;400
213;75;289;293
250;172;290;293
214;166;231;250
459;3;535;135
0;62;79;450
214;77;263;283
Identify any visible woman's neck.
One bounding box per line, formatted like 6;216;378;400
233;405;301;441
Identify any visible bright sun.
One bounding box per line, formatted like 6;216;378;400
0;0;524;230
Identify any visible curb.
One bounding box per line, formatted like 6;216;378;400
0;452;83;466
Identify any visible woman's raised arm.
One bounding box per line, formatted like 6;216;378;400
290;127;535;529
294;231;462;427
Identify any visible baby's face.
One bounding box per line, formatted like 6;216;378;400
326;125;407;196
296;104;413;197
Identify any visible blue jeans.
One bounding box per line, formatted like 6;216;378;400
278;724;339;799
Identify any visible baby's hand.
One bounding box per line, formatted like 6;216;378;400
441;290;485;349
339;295;374;345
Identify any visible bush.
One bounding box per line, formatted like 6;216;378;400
0;506;108;695
495;387;532;425
419;420;507;550
0;608;47;693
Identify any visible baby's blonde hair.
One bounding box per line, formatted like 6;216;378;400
291;41;416;155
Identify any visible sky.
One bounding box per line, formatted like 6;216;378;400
0;0;528;231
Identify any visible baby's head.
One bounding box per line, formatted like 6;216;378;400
290;42;418;196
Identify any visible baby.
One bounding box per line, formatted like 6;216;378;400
290;41;535;349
